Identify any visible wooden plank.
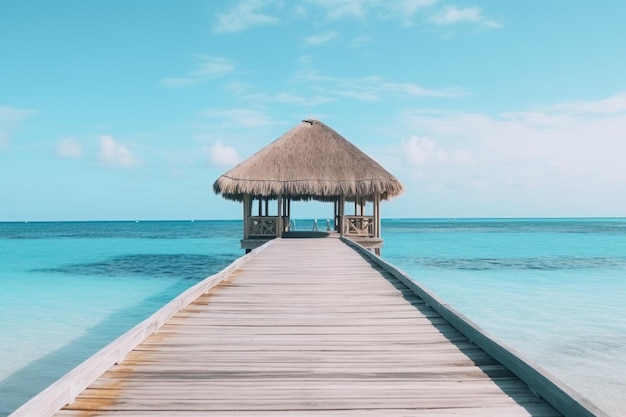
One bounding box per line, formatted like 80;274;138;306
11;237;570;417
342;238;609;417
55;407;562;417
7;240;277;417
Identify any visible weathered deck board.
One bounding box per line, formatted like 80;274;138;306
52;238;562;417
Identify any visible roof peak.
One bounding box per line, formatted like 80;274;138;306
213;119;404;201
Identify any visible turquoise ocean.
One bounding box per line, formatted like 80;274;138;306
1;219;625;416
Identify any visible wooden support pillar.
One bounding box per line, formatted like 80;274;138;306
374;193;381;239
282;198;287;219
339;195;345;236
282;198;291;231
257;196;262;217
281;197;287;231
333;198;339;232
277;195;283;237
243;194;251;239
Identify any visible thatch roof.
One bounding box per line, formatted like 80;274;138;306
213;119;404;202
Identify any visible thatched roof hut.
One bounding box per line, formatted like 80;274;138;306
213;119;404;202
213;119;403;252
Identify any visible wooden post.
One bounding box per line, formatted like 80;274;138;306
282;198;287;221
370;194;375;239
257;196;262;217
243;194;251;239
339;195;345;236
277;195;283;237
334;199;339;231
374;193;381;239
281;197;287;232
283;198;291;231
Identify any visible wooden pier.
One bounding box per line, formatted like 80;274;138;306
10;237;605;417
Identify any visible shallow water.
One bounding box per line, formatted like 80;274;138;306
382;218;626;416
1;219;625;416
0;221;241;415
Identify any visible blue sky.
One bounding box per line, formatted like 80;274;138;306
1;1;625;221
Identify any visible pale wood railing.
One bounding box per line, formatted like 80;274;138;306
247;216;278;237
343;215;374;237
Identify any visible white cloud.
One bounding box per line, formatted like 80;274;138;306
223;69;460;109
201;108;276;128
0;106;35;121
99;135;138;167
214;0;280;33
302;0;367;20
213;1;498;33
161;56;234;87
431;6;479;24
393;0;438;16
56;137;83;158
305;31;339;46
0;106;36;123
401;135;473;169
302;0;437;21
402;136;446;165
431;6;502;29
380;81;463;98
210;1;501;33
168;167;187;178
207;141;241;167
549;92;626;115
0;105;37;150
252;91;335;107
396;92;626;214
292;5;308;18
296;70;463;101
223;82;336;107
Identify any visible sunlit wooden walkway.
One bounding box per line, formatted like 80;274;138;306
41;237;566;417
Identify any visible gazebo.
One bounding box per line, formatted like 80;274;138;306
213;119;404;253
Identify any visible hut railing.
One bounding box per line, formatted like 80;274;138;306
343;215;374;237
248;216;278;237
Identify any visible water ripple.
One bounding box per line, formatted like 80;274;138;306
34;253;237;280
415;256;626;271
